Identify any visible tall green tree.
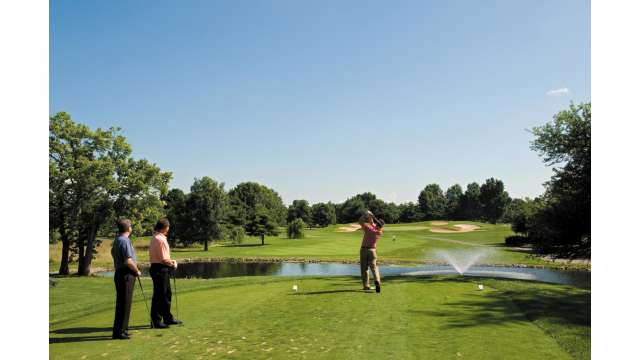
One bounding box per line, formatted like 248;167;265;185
246;205;280;245
479;178;510;224
460;182;482;220
418;184;446;220
398;202;423;223
228;182;287;227
377;202;401;224
49;112;171;275
445;184;464;220
185;177;227;251
337;197;367;223
311;202;336;227
163;188;188;247
528;103;591;257
287;200;312;225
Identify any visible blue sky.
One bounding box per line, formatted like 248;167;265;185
50;0;590;205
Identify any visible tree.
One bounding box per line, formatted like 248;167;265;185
418;184;446;220
479;178;510;224
501;198;525;224
246;205;280;245
445;184;464;220
377;202;401;224
287;200;312;225
49;112;171;275
163;188;187;247
337;197;367;223
228;182;287;227
398;202;423;223
287;218;306;239
185;177;227;251
528;103;591;258
460;182;482;220
311;202;336;227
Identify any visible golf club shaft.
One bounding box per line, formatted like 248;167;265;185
137;276;153;328
172;271;179;321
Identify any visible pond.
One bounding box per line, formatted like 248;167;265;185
97;261;590;288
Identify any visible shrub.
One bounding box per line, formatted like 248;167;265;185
229;226;245;244
49;229;60;244
287;218;306;239
505;235;529;247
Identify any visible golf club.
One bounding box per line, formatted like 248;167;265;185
172;270;180;324
137;276;154;328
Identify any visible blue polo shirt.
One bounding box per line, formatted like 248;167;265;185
111;234;137;270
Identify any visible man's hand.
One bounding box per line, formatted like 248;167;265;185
172;260;178;270
136;270;142;277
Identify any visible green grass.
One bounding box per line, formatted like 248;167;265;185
49;275;590;359
50;221;590;272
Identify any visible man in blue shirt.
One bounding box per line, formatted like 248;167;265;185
111;218;142;340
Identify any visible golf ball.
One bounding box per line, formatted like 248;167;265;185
478;284;484;290
292;285;298;291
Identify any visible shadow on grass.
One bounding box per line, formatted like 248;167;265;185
290;289;369;296
49;325;150;344
49;335;113;344
221;244;271;248
405;279;590;329
50;325;148;335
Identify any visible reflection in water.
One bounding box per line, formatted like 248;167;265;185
175;262;281;278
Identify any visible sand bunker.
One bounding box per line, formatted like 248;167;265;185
429;224;480;233
430;221;449;226
337;223;362;232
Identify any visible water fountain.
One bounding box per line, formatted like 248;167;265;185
435;249;489;275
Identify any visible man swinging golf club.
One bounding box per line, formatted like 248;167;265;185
359;210;385;293
148;218;182;328
111;218;142;340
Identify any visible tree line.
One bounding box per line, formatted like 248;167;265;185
50;102;590;275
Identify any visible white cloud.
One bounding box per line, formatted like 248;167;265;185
546;87;570;96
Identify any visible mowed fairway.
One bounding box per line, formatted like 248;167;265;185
50;275;589;359
50;222;587;272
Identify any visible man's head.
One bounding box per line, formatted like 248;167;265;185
154;218;170;235
360;210;374;224
117;218;132;234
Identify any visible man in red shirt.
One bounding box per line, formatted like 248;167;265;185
359;211;384;293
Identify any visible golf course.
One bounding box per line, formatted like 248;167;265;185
44;2;594;358
49;221;591;359
49;221;589;273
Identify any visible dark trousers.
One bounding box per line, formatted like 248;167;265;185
150;263;174;325
113;268;135;336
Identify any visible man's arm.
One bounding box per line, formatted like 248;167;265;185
123;240;141;276
126;257;141;276
161;240;177;268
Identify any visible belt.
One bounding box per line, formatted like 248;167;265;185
361;247;376;250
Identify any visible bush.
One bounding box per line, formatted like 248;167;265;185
287;218;306;239
505;235;529;247
49;229;60;244
229;226;245;244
